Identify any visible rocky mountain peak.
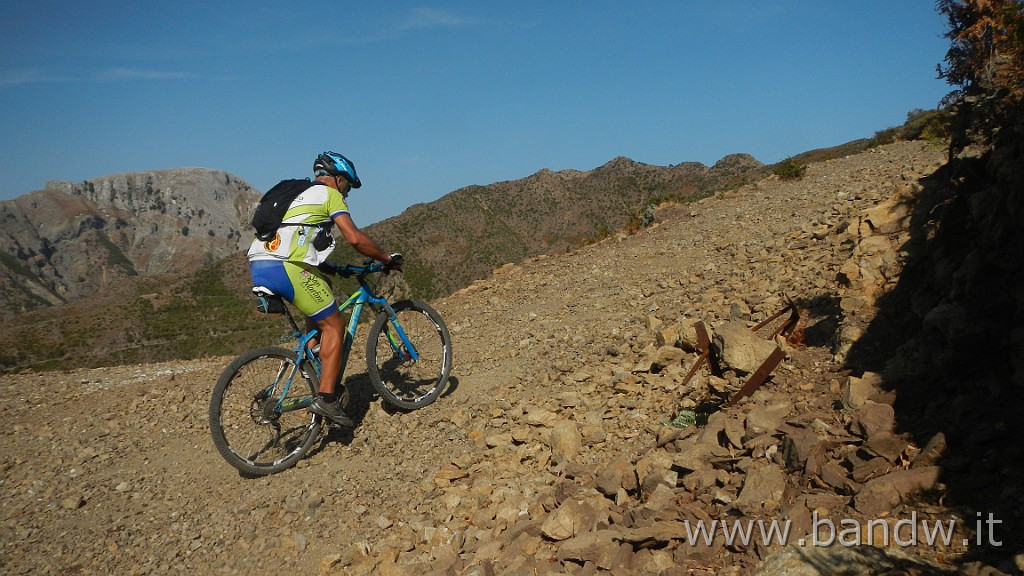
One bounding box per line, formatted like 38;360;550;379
599;156;646;171
711;153;762;173
0;168;260;312
49;167;254;209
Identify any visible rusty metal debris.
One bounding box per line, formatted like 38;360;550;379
752;294;802;342
724;346;786;407
678;321;712;394
679;297;801;411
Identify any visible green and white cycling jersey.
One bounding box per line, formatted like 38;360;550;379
246;183;349;266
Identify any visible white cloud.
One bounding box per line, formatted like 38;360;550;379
329;7;483;44
1;66;197;87
396;7;481;31
95;67;195;80
0;68;75;86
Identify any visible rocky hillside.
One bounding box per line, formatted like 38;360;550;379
0;169;259;317
0;153;763;323
8;140;1020;575
0;153;766;373
332;153;765;299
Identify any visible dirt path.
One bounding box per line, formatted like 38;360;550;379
2;141;963;575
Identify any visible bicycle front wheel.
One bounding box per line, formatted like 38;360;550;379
366;300;453;410
209;347;321;476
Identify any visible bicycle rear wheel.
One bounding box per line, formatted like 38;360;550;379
209;347;321;476
366;300;453;410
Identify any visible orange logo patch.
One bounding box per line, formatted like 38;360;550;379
264;233;281;251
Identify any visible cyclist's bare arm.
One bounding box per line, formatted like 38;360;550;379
333;213;392;263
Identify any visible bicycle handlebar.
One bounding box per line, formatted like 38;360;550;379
318;259;387;278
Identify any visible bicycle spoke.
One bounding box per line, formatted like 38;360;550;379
367;301;452;410
209;348;321;475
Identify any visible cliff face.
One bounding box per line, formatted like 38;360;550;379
843;103;1024;392
837;101;1024;571
0;169;260;316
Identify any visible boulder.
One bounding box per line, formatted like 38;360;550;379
712;320;780;375
853;467;941;516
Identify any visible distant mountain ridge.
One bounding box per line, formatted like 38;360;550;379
351;153;765;298
0;168;260;317
0;154;765;318
0;152;769;372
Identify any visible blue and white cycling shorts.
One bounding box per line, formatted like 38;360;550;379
249;260;338;322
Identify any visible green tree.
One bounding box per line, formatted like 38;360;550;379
937;0;1024;98
937;0;1024;152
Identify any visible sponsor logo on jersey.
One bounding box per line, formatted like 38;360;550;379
264;233;281;251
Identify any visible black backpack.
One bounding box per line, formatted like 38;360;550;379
251;179;317;241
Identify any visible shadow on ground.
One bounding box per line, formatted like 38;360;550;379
843;155;1024;569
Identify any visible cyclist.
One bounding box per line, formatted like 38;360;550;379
247;151;402;426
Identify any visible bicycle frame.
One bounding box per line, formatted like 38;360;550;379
264;262;419;417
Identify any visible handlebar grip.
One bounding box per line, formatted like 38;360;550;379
383;253;404;274
317;263;354;277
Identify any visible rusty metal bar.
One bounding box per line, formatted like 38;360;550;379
752;305;790;332
678;321;711;389
752;294;801;339
696;320;711;351
724;346;786;407
678;300;794;409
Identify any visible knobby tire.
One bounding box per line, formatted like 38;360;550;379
209;347;321;476
366;300;453;410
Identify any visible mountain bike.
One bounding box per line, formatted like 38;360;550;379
208;259;453;476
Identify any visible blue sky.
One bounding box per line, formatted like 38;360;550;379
1;1;952;226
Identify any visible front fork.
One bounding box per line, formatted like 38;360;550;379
379;306;418;362
271;299;418;416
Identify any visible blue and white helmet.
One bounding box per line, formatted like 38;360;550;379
313;151;361;188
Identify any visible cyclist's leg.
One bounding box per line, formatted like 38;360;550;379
283;262;342;396
282;262;336;318
284;264;353;424
313;313;344;395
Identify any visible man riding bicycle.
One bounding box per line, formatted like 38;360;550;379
247;151;402;426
